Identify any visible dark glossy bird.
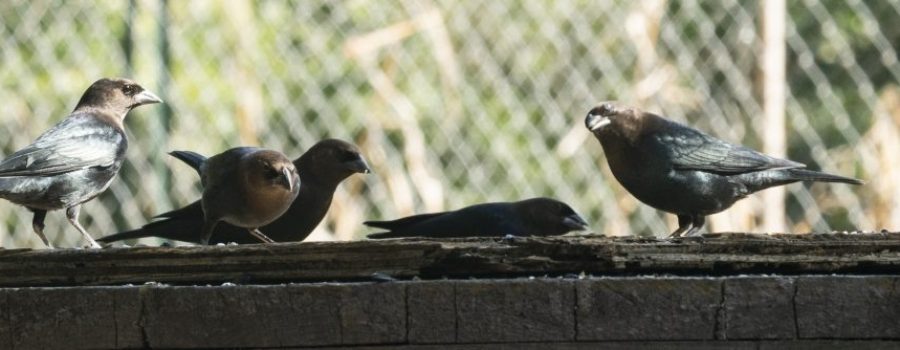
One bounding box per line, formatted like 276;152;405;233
584;102;863;237
167;147;301;245
0;78;161;248
98;139;370;244
365;197;588;238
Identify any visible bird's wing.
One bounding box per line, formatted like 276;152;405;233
0;113;124;177
366;203;510;238
197;147;259;188
651;122;803;175
364;212;447;231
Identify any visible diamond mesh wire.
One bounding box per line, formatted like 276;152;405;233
0;0;896;248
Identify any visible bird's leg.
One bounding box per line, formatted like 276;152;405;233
30;209;53;249
66;206;101;248
248;228;276;244
669;215;693;238
200;220;219;245
685;215;706;237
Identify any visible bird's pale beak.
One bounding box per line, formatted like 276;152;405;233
281;167;295;192
346;157;372;174
134;90;163;105
562;214;589;230
585;113;610;131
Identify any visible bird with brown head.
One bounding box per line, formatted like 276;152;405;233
585;102;862;237
0;78;161;248
99;139;370;245
169;147;300;245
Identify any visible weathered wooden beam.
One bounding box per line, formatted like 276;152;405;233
0;232;898;287
3;277;900;349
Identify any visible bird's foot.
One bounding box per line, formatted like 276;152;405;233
66;208;102;248
668;227;689;238
249;229;276;244
683;227;702;238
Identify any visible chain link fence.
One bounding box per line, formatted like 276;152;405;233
1;0;897;248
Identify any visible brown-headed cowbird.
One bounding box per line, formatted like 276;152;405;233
584;102;863;237
167;146;301;245
365;197;588;238
98;139;370;244
0;78;161;248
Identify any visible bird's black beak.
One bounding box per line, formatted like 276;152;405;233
585;112;610;131
345;157;372;174
281;167;295;192
562;214;589;230
134;90;163;106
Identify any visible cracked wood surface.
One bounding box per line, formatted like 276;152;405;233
0;232;898;287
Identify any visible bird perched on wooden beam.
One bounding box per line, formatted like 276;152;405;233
365;197;588;238
168;147;300;245
0;78;161;248
584;102;862;237
99;139;370;244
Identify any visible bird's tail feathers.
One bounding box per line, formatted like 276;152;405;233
362;220;394;230
153;201;204;220
740;168;862;194
363;220;405;238
786;168;863;185
98;217;203;244
169;150;207;173
97;228;153;243
366;231;408;239
363;212;445;230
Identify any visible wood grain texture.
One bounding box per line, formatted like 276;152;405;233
0;233;898;287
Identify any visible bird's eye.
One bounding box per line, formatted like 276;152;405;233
122;84;138;96
264;167;281;179
600;103;614;116
340;150;359;162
